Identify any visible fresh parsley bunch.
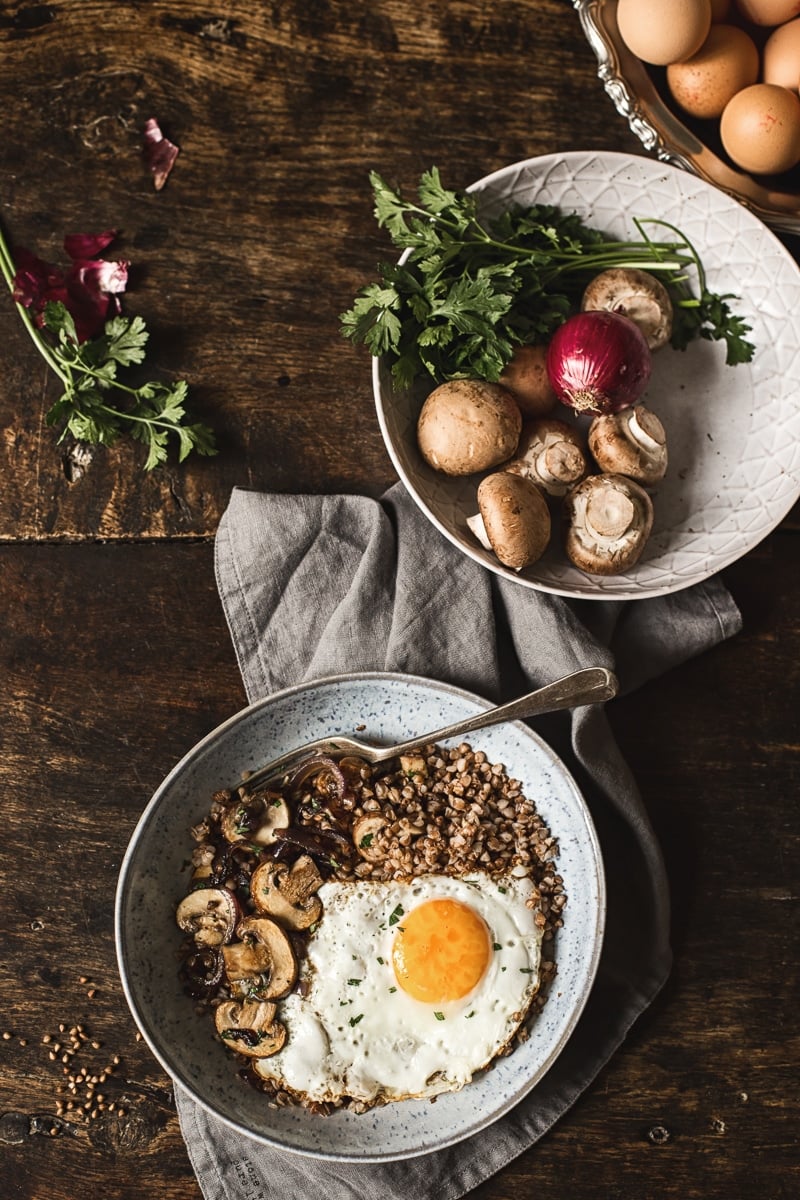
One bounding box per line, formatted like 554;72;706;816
41;302;217;470
0;224;216;470
341;168;754;388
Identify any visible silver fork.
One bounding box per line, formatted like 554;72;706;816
240;666;617;791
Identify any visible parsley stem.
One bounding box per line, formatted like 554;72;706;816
94;401;186;433
55;351;141;398
397;198;695;276
0;223;71;386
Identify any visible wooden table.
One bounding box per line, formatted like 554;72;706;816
0;3;797;1197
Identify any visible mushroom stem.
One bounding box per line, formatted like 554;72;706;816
628;406;665;454
537;441;586;487
466;511;493;551
584;488;635;541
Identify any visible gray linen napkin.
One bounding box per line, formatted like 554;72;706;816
176;481;742;1200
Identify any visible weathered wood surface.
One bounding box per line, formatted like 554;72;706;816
0;533;797;1200
0;2;798;1199
0;0;643;539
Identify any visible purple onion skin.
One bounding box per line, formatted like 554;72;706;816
546;310;652;417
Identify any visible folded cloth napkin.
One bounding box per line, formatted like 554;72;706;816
176;481;742;1200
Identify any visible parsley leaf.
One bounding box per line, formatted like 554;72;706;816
341;169;755;385
0;233;217;470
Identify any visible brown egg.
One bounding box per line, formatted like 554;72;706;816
763;18;800;90
720;83;800;173
617;0;712;66
668;25;759;119
735;0;800;24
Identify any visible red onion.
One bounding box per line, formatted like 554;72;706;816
546;310;652;417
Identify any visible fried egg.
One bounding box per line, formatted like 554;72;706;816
252;870;543;1104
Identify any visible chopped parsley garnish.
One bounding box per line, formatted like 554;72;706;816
388;904;405;926
349;1014;364;1027
434;1012;445;1021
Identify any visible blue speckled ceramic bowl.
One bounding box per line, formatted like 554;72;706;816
115;672;605;1161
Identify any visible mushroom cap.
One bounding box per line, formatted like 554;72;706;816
564;473;654;575
251;854;323;930
352;814;387;861
476;472;551;570
220;792;291;845
581;268;673;351
588;405;667;485
417;379;522;476
214;1000;287;1059
506;417;589;497
499;343;558;417
176;887;239;947
221;915;298;999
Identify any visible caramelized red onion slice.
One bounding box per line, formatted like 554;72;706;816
286;754;347;799
180;946;224;998
273;824;353;867
546;310;652;417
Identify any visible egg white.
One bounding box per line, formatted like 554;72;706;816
253;870;543;1104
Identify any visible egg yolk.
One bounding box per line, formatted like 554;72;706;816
391;898;491;1003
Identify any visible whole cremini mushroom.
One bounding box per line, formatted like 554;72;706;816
466;472;551;570
564;474;653;576
417;379;521;476
499;344;558;417
505;418;589;498
581;268;673;351
588;404;668;486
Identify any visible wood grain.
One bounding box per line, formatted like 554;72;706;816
0;528;797;1199
0;2;798;1198
0;0;641;540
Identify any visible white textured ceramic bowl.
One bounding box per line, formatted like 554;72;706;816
373;151;800;600
116;672;605;1162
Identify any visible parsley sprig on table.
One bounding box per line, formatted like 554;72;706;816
0;230;217;471
340;168;754;388
39;302;217;470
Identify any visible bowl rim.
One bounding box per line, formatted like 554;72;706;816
115;669;607;1160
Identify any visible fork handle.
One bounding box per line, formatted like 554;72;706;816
370;666;618;763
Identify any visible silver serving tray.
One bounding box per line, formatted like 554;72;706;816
574;0;800;235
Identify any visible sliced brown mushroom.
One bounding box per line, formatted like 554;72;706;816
175;887;239;947
564;474;654;575
352;814;386;861
499;343;558;417
505;418;589;497
220;791;291;846
467;472;551;571
588;404;668;485
398;754;428;779
251;854;324;930
581;268;673;351
416;379;521;476
214;1000;287;1058
221;916;298;1000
